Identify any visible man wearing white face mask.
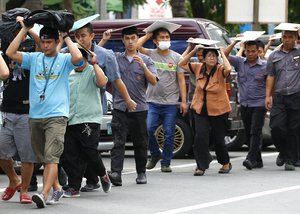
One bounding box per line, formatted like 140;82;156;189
138;21;187;172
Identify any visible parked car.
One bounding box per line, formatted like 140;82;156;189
92;18;249;158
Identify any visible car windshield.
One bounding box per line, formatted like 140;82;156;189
206;24;237;55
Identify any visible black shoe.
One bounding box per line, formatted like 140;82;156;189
243;159;253;170
136;173;147;184
100;173;112;193
294;160;300;167
80;183;100;192
108;172;122;186
146;155;161;169
252;162;264;168
276;154;285;166
28;184;38;192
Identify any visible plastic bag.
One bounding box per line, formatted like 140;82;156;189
24;10;74;32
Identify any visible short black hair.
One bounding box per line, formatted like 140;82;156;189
152;28;170;40
78;23;94;34
203;49;219;58
255;40;265;49
245;40;259;49
39;26;59;40
122;26;138;37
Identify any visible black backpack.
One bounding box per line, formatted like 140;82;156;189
24;10;74;32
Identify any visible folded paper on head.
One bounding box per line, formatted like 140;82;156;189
274;23;300;32
187;38;219;46
233;31;265;41
71;14;100;31
143;20;181;33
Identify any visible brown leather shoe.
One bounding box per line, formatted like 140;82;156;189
218;163;232;174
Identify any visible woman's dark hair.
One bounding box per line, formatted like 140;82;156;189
203;49;219;58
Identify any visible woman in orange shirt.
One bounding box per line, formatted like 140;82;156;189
179;46;232;176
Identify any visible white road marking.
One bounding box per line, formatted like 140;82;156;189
154;185;300;214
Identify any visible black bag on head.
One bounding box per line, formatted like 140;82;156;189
24;10;74;32
0;8;31;40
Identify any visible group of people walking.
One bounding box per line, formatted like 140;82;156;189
0;9;299;209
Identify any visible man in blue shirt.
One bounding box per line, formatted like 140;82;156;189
6;25;83;208
225;40;267;170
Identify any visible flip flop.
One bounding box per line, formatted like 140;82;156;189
1;183;22;201
20;193;32;204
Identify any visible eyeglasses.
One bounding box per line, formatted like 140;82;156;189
206;55;217;59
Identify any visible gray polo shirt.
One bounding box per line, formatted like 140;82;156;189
113;51;157;112
146;49;184;105
266;46;300;95
230;55;267;107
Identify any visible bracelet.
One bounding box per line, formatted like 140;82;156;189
90;61;98;65
62;34;69;40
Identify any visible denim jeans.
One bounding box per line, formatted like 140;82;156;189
147;103;177;166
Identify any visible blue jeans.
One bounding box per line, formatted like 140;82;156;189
147;103;177;166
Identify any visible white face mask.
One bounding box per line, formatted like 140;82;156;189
158;41;171;50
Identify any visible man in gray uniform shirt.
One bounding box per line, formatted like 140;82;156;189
99;26;158;185
265;25;300;171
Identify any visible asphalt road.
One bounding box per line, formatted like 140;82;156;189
1;148;300;214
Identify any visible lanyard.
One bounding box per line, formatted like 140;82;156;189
40;55;58;102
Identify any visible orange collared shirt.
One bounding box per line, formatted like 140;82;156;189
189;62;231;116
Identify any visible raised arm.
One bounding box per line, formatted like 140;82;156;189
61;32;82;65
90;52;108;87
133;55;157;85
236;41;245;57
178;44;202;72
224;39;238;58
98;29;112;47
6;26;30;64
219;47;231;77
137;32;152;55
182;39;194;58
0;55;9;80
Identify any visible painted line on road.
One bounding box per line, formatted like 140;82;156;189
123;152;278;175
154;185;300;214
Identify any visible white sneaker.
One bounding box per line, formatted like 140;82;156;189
46;189;63;205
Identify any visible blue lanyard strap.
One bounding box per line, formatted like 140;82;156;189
41;54;58;101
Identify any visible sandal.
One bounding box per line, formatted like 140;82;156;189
1;183;22;201
20;193;32;204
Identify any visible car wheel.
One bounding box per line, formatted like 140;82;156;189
224;129;246;150
155;118;192;158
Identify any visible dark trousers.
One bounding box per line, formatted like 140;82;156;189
241;106;266;164
270;92;300;163
110;109;148;174
61;123;106;191
193;112;230;170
